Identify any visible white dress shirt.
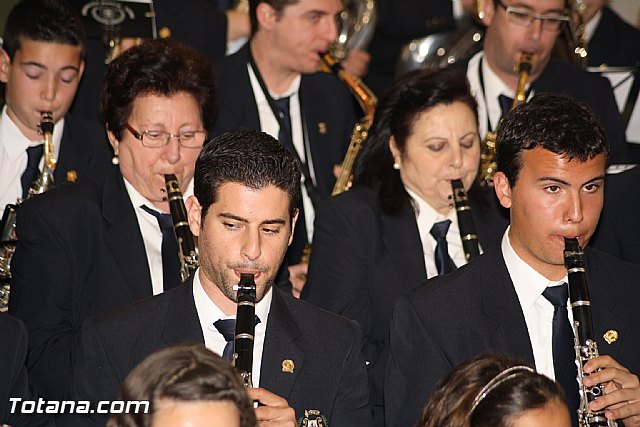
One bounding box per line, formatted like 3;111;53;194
407;188;478;278
502;226;573;380
0;106;64;209
466;51;534;138
248;65;316;242
193;269;271;387
124;177;194;295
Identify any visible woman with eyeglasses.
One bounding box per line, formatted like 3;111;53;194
9;38;216;401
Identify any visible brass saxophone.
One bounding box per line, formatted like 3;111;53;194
479;52;531;187
320;54;377;195
564;238;618;427
0;112;56;312
234;273;257;387
164;174;199;281
451;179;480;261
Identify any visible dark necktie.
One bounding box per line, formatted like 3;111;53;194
140;205;181;291
542;283;580;420
20;144;44;198
498;94;514;120
430;220;456;275
213;316;261;362
273;96;308;263
274;96;295;153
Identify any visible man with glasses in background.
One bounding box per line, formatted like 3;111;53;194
450;0;632;164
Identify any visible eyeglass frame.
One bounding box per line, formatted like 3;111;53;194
125;123;208;149
495;0;570;31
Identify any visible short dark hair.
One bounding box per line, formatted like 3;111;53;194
353;68;478;216
419;353;566;427
100;38;217;141
106;344;257;427
194;129;301;222
2;0;86;60
249;0;299;36
496;93;608;187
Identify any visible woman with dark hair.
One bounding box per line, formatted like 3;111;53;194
419;353;570;427
107;344;257;427
302;67;508;424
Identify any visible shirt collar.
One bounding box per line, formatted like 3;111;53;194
247;64;301;101
501;226;568;310
193;268;272;330
0;105;65;159
405;186;456;225
584;9;602;44
123;176;194;214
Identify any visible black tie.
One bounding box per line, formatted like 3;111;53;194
213;316;261;362
273;96;308;264
20;144;44;198
542;283;580;420
430;220;456;275
498;94;514;120
140;205;181;291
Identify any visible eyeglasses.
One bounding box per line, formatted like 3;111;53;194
496;0;570;32
126;123;207;149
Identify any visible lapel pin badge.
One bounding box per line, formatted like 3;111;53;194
603;329;618;344
297;409;328;427
67;170;77;183
282;359;295;373
318;122;327;135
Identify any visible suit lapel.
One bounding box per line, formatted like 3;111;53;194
102;168;153;301
381;203;427;288
260;289;305;400
480;249;536;365
161;277;205;345
584;250;627;361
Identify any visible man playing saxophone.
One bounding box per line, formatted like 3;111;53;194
449;0;632;164
385;93;640;427
9;38;215;401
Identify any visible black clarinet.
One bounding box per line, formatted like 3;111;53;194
564;238;617;427
451;180;480;261
164;174;199;281
234;273;257;387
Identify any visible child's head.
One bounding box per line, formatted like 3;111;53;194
1;0;86;139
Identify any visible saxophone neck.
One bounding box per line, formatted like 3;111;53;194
29;112;57;196
512;53;532;108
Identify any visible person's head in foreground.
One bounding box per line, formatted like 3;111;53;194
107;343;257;427
419;353;571;427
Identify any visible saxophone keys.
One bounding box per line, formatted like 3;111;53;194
603;329;618;344
282;359;295;373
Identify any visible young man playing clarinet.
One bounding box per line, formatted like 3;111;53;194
385;93;640;427
64;129;373;427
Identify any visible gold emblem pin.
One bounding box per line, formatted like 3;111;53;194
159;27;171;39
282;359;294;373
67;170;77;183
603;329;618;344
318;122;327;135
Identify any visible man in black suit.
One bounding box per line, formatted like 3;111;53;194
583;1;640;68
67;130;372;427
212;0;358;276
0;0;111;211
385;93;640;427
453;0;632;164
0;313;29;425
10;39;216;400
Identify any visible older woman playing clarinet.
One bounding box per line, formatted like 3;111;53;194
302;67;508;426
9;38;216;401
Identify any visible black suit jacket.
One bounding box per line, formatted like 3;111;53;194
10;166;153;399
0;313;29;424
588;6;640;68
384;246;640;427
212;45;357;263
454;56;631;164
591;166;640;263
67;278;373;426
302;184;508;420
